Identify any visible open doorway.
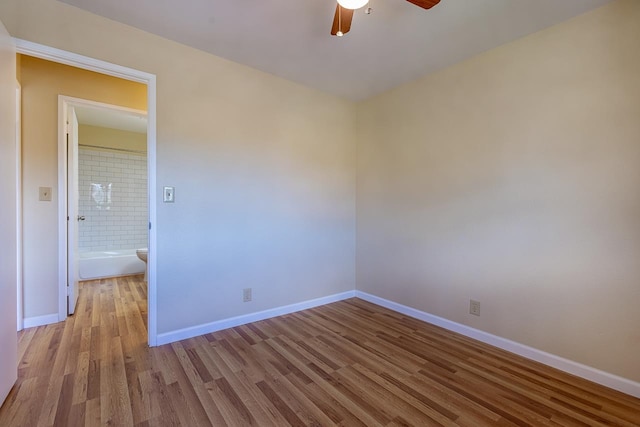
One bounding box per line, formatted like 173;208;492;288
62;97;148;316
15;40;158;346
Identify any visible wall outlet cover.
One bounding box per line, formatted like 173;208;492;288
39;187;52;201
470;300;481;316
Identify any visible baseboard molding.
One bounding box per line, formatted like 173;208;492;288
156;290;356;346
23;313;60;329
154;288;639;398
355;291;640;399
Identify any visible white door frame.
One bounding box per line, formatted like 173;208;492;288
15;38;159;346
16;81;22;332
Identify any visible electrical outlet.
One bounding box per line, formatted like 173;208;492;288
470;300;481;316
243;288;252;302
39;187;52;201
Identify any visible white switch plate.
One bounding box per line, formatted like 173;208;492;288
163;186;175;203
39;187;52;201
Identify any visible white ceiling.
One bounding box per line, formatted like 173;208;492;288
75;106;147;134
59;0;613;101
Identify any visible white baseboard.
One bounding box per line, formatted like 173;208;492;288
156;290;356;346
154;288;640;398
355;291;640;399
23;313;60;329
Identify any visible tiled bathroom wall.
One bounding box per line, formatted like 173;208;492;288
78;148;148;252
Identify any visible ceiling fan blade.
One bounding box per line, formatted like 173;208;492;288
406;0;441;9
331;4;354;36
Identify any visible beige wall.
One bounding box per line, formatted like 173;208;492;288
3;0;637;386
79;125;147;154
18;55;146;318
2;0;357;333
357;0;640;382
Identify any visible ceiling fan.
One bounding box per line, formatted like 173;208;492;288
331;0;441;37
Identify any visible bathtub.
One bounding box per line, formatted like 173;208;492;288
79;249;145;280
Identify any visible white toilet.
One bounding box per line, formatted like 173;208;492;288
136;248;148;282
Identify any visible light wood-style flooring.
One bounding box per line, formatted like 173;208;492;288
0;275;639;426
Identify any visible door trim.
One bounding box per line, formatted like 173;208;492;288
16;38;159;346
16;81;22;332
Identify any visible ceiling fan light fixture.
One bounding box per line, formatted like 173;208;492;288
337;0;369;10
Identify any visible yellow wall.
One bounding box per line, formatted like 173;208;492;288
357;0;640;382
18;55;146;318
79;124;147;155
15;53;20;83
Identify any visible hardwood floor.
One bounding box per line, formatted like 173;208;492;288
1;276;639;426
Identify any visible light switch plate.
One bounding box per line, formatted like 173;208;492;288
163;186;175;203
39;187;52;201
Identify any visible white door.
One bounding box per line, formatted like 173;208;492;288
67;107;80;314
0;18;18;406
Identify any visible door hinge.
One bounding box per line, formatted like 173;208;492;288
149;222;151;230
66;286;70;296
